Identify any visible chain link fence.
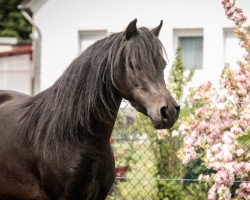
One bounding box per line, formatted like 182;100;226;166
107;99;250;200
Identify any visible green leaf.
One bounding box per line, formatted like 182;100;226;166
0;0;32;41
237;129;250;144
237;135;250;143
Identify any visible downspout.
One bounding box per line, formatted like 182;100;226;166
18;5;41;95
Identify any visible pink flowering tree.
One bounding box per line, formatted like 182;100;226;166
178;1;250;199
221;0;250;61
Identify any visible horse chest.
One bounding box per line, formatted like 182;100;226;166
70;145;115;199
41;144;115;199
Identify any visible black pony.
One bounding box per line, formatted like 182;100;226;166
0;19;179;200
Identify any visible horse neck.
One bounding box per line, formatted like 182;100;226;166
22;35;125;151
20;85;122;160
89;95;122;140
45;81;122;144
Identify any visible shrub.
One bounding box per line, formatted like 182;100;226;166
178;2;250;199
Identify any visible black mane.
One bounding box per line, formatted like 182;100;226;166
19;27;164;158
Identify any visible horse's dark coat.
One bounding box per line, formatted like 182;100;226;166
0;20;179;200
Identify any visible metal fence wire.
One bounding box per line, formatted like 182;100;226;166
107;100;249;200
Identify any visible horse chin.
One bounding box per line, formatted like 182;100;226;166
149;117;176;130
152;121;174;130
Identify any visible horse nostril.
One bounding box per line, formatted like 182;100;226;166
160;106;168;120
175;105;180;120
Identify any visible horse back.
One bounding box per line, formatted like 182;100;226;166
0;90;29;105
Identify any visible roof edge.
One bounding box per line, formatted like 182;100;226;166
0;45;32;58
19;0;48;13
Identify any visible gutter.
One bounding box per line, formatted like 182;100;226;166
18;5;41;95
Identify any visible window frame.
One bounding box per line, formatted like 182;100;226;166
78;30;107;53
173;28;204;70
223;27;246;68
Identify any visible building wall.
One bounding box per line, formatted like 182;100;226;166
0;54;32;94
34;0;250;90
0;45;13;52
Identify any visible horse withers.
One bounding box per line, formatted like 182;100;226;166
0;19;180;200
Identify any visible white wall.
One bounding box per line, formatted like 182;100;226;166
34;0;250;90
0;45;13;52
0;54;32;94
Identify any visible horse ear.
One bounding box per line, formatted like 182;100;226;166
151;20;163;37
125;19;138;40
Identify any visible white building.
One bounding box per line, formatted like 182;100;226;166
0;38;32;94
19;0;249;93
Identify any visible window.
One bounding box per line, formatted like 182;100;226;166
179;37;203;69
224;28;245;69
174;29;203;69
78;30;107;52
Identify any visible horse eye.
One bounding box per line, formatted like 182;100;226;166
129;60;135;70
154;57;167;69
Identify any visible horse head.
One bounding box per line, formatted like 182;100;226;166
114;19;180;129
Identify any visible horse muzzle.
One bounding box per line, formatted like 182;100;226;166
148;100;180;129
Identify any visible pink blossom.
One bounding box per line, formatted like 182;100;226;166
178;3;250;196
209;162;224;170
235;148;245;157
222;131;236;144
221;0;247;25
198;174;211;182
171;130;179;137
180;146;197;165
217;184;231;199
240;182;250;192
208;185;217;200
236;190;248;199
230;126;243;134
215;170;234;186
181;2;250;199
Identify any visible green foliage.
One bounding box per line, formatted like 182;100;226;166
168;48;194;100
183;182;211;200
154;48;195;198
158;180;186;200
157;180;210;200
237;128;250;160
0;0;32;40
184;159;214;180
128;112;154;137
237;128;250;145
